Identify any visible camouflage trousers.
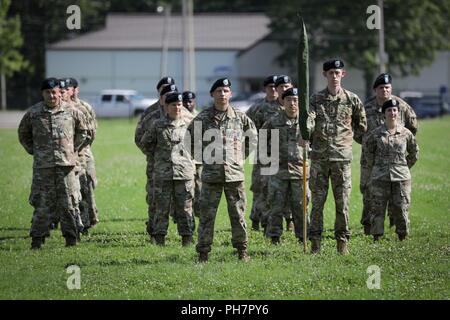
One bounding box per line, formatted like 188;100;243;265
145;158;156;235
309;160;352;241
266;176;310;240
29;166;83;239
193;164;202;218
360;165;394;228
196;181;248;254
257;168;293;229
152;179;194;237
79;147;99;229
249;164;262;223
369;179;411;237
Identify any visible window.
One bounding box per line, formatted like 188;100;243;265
101;95;112;102
116;95;126;102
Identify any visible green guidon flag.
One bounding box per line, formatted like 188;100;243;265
297;16;310;140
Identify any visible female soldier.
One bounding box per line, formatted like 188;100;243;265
363;99;419;241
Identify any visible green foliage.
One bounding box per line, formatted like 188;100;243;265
266;0;450;95
0;0;28;77
0;116;449;299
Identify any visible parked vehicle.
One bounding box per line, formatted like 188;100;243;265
399;91;443;118
92;89;158;118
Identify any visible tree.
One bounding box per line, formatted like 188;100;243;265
266;0;450;97
7;0;109;108
0;0;28;110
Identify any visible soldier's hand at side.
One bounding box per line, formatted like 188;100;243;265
298;137;309;148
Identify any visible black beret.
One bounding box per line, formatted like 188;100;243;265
182;91;196;101
41;78;59;91
66;77;78;88
210;78;231;93
165;92;183;104
58;79;68;89
382;99;399;113
263;75;278;87
323;59;344;71
275;75;292;87
373;73;392;89
157;77;175;90
282;87;299;100
160;84;178;96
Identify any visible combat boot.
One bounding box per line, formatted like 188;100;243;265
251;220;260;231
373;234;381;241
311;239;321;254
198;252;208;263
398;234;406;241
182;235;193;247
237;249;250;262
271;236;280;245
363;224;371;236
30;237;42;250
65;236;77;247
154;235;165;246
337;240;349;255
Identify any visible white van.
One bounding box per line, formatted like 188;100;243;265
93;89;158;118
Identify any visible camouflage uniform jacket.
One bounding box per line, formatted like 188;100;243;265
135;100;161;148
309;87;367;161
364;124;418;181
18;101;89;169
261;111;309;180
141;114;195;181
137;105;194;156
73;98;97;141
188;105;257;183
246;98;283;130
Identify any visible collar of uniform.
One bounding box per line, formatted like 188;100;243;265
210;105;237;119
164;113;185;126
323;87;345;101
365;97;382;112
382;123;402;134
42;102;64;114
283;111;299;125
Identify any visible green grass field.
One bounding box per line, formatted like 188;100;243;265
0;116;449;300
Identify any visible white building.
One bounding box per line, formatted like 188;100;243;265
47;13;450;107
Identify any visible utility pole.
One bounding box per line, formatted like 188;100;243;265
160;4;172;79
378;0;387;73
1;73;6;111
182;0;196;91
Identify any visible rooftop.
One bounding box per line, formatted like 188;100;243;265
48;13;271;50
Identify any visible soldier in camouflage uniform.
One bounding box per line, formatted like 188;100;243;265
245;75;279;231
363;99;418;241
358;73;418;235
187;78;257;262
18;78;90;249
135;82;179;240
248;75;295;233
183;91;202;229
261;87;311;244
303;59;367;254
60;78;99;233
140;92;195;246
137;85;194;241
135;77;176;238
